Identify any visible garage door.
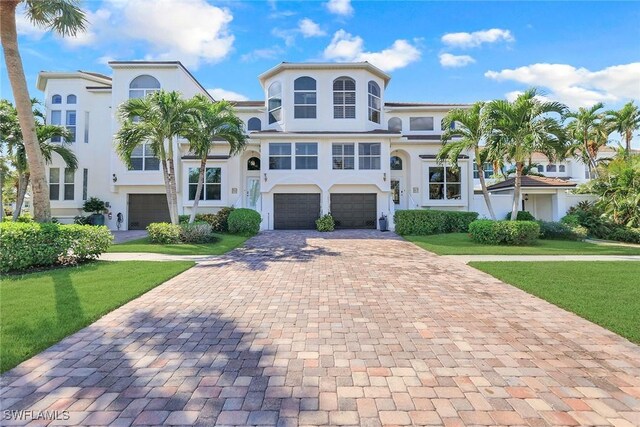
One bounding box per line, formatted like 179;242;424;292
128;194;170;230
274;193;321;230
330;193;377;229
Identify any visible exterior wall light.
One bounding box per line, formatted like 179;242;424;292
383;173;387;182
264;173;267;182
112;174;118;183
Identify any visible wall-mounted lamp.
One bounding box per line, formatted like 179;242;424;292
112;174;118;183
263;173;267;182
383;173;387;182
524;194;529;201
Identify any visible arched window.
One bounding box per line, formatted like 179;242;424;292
390;156;403;171
268;82;282;124
333;77;356;119
294;77;316;119
66;94;77;104
51;94;62;104
129;75;161;99
388;117;402;132
247;157;261;171
247;117;261;131
368;81;381;123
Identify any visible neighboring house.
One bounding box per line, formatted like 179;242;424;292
36;61;598;230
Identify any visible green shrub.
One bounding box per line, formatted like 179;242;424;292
537;221;586;240
227;208;261;235
394;210;479;235
469;220;540;245
504;210;536;221
607;227;640;244
0;222;112;273
179;222;214;243
147;222;181;244
178;207;235;232
560;214;580;227
316;214;335;232
74;215;91;225
82;197;106;214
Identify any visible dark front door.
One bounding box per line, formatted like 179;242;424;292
274;193;321;229
330;193;377;229
128;194;170;230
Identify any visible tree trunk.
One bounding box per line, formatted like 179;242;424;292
166;139;179;225
0;1;51;222
160;159;176;225
0;167;4;222
475;151;496;220
13;172;29;220
189;157;207;224
625;130;632;156
510;162;523;220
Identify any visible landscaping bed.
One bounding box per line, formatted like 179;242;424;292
1;261;194;372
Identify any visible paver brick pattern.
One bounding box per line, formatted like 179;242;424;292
1;230;639;426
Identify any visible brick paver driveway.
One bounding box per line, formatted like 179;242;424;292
2;231;639;426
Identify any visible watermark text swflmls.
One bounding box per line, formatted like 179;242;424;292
3;410;70;421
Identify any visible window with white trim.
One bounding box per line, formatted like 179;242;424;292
410;117;434;131
269;143;291;169
368;81;381;123
188;167;221;200
51;94;62;104
50;110;62;142
333;77;356;119
388;117;402;132
428;166;461;200
247;117;261;131
82;168;88;200
359;143;381;170
66;94;77;104
84;111;90;143
268;82;282;124
473;163;494;179
129;75;160;99
64;168;75;200
295;143;317;169
49;168;60;200
332;143;355;170
294;77;316;119
130;143;160;171
65;110;76;143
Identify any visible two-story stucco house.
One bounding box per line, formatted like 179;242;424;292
36;60;594;231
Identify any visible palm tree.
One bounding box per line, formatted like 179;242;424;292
437;102;496;219
182;97;247;223
486;88;568;220
116;90;201;224
607;101;640;156
565;103;609;177
1;0;86;222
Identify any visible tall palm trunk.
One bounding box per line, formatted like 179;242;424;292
160;159;177;225
625;130;632;156
510;162;524;220
0;1;51;222
13;172;29;220
475;150;496;220
189;157;207;224
166;139;179;225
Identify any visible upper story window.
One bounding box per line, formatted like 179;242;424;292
247;157;261;171
441;118;455;130
428;166;461;200
332;143;355;170
247;117;261;132
50;110;62;142
65;110;76;143
368;81;381;123
66;94;77;104
268;82;282;124
130;142;160;171
473;162;494;179
390;156;403;170
410;116;434;131
269;143;291;169
49;168;60;200
51;95;62;104
333;77;356;119
294;77;316;119
295;143;318;169
545;163;566;173
359;143;381;170
129;75;161;99
388;117;402;132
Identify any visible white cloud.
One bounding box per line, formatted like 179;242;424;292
439;53;475;68
240;46;284;62
207;88;249;101
323;30;420;72
298;18;326;38
271;28;296;47
485;62;640;108
442;28;514;48
325;0;354;16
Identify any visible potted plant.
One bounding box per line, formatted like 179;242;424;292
83;197;107;226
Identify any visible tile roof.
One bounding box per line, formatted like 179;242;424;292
487;176;577;191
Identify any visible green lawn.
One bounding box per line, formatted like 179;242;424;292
406;233;640;255
107;233;249;255
0;261;194;372
470;261;640;344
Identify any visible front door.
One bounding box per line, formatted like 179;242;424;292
246;177;260;210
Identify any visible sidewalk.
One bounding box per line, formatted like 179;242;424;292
100;252;216;262
445;254;640;263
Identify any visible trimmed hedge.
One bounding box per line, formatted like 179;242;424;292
147;222;181;244
316;214;335;232
537;221;586;241
469;220;540;245
178;207;234;232
394;209;479;235
504;210;536;221
179;222;214;243
228;208;261;236
0;222;113;273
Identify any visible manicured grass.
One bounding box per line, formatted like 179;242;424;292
107;233;249;255
0;261;194;373
406;233;640;255
470;261;640;344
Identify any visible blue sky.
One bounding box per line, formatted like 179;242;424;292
2;1;639;119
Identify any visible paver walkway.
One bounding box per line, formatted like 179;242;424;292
2;230;639;426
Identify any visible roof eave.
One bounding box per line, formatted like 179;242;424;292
258;62;392;87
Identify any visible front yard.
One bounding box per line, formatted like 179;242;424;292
470;261;640;344
0;261;194;372
107;233;249;255
406;233;640;255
